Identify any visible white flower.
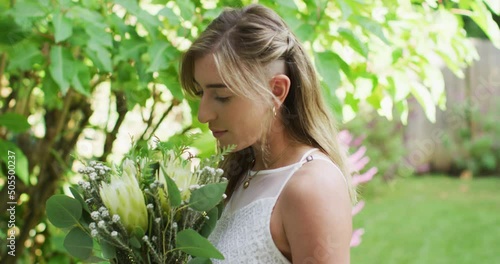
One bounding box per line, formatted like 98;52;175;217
111;231;118;237
99;159;148;233
89;222;96;229
91;211;100;220
89;172;98;180
112;214;120;223
158;152;199;201
98;220;106;228
91;230;99;237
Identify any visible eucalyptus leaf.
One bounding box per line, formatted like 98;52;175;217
100;240;117;259
189;182;227;212
176;229;224;259
200;207;218;238
69;186;90;213
63;227;93;259
46;195;82;228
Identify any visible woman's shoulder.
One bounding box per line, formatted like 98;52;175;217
277;152;352;262
282;154;349;204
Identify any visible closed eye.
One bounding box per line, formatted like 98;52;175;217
215;96;231;103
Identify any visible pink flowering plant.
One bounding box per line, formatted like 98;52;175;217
45;142;232;263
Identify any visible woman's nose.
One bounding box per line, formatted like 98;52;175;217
197;97;216;124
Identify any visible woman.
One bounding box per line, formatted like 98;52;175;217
180;4;356;263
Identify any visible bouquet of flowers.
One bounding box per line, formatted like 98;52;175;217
46;141;231;263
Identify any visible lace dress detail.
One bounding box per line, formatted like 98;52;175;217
208;149;345;263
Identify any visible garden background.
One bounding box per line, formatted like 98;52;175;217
0;0;499;263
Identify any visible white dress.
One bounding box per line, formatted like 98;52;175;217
208;148;344;263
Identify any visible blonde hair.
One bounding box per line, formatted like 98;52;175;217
180;4;356;204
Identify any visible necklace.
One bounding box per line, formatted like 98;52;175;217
243;145;290;189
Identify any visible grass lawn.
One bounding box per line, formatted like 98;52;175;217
351;175;500;264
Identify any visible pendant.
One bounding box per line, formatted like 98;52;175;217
243;180;250;189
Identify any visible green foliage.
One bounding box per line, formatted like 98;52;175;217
1;0;499;262
176;229;224;260
46;195;82;228
189;182;228;212
345;111;414;181
443;104;500;175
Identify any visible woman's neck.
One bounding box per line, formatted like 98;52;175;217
251;135;308;171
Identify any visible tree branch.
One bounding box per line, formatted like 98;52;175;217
0;53;6;86
101;91;127;161
147;99;180;139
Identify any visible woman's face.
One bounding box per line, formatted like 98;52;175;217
193;54;268;151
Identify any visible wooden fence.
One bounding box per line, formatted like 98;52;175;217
403;39;500;173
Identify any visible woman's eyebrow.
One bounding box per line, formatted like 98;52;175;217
193;79;227;88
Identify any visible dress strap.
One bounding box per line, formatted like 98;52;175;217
299;148;319;163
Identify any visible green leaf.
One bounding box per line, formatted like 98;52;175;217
53;11;73;43
147;42;171;72
7;42;43;71
350;15;389;44
115;37;148;63
0;140;30;185
99;240;116;259
411;82;436;123
46;195;82;228
85;45;112;72
0;113;30;133
159;7;181;26
69;187;90;213
42;74;64;109
189;182;227;212
275;0;297;9
338;27;368;57
86;24;113;48
129;236;141;248
49;46;76;94
100;240;117;259
483;0;500;15
71;61;92;96
63;227;93;260
178;0;195;19
199;207;218;238
336;0;353;20
315;51;341;91
188;257;213;264
176;229;224;259
8;0;46;19
161;171;182;207
294;23;315;42
470;1;500;48
159;69;184;100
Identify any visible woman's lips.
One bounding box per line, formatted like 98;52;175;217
211;130;227;138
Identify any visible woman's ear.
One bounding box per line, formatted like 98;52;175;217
270;74;291;106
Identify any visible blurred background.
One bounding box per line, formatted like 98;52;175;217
0;0;499;263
